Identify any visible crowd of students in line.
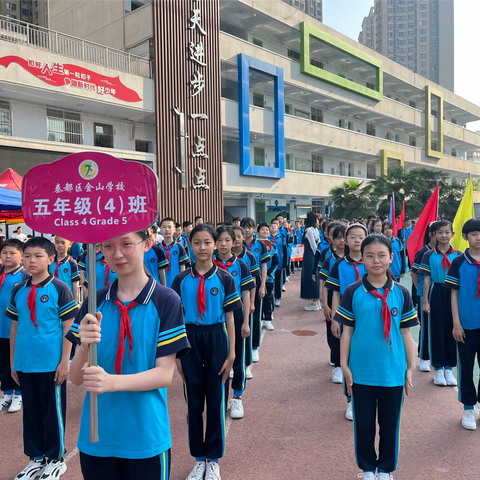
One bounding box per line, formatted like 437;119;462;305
1;210;479;480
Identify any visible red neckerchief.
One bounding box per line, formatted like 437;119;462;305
213;256;235;272
437;247;455;272
53;256;71;278
162;242;175;272
0;269;13;293
27;282;43;329
271;235;277;245
244;240;255;251
191;269;207;324
347;257;363;281
112;300;138;375
369;287;392;347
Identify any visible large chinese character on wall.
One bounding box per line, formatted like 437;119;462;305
153;0;223;224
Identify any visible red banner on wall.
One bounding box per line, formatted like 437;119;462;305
0;55;142;103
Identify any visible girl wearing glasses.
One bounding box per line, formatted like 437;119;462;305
335;234;417;480
67;229;190;480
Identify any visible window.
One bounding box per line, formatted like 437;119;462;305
421;62;427;67
6;3;16;10
367;123;375;136
312;199;325;215
285;104;293;115
409;135;416;146
395;134;400;143
409;100;416;108
408;63;415;69
311;107;323;123
420;3;427;8
135;140;152;153
348;121;354;131
286;153;294;170
312;153;323;173
0;100;12;136
294;108;310;120
420;37;427;42
420;53;427;59
252;92;264;108
310;58;324;69
420;20;427;26
252;38;263;47
420;12;427;17
295;158;311;172
5;13;16;18
287;49;300;61
420;28;427;34
421;69;427;75
420;45;427;50
348;163;354;177
431;140;438;151
21;9;30;16
367;163;376;179
339;118;346;128
253;147;265;167
94;123;114;148
386;132;392;140
47;108;83;144
451;148;457;157
339;162;346;176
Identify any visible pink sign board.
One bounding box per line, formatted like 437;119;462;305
22;152;158;244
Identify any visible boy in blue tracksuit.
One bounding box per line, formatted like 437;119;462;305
182;221;194;265
446;218;480;430
382;222;405;281
270;219;285;307
49;236;80;303
0;239;30;414
9;237;78;479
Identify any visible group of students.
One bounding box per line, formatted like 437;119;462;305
312;213;480;479
0;213;301;480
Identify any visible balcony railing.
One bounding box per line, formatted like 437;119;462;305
0;15;151;78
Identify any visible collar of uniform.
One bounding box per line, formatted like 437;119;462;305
434;245;454;255
332;251;342;261
54;255;70;264
0;265;22;275
236;246;246;259
363;275;394;293
345;254;363;264
162;239;175;248
106;276;155;305
329;245;335;254
191;263;217;279
26;273;54;287
214;254;236;265
463;249;480;265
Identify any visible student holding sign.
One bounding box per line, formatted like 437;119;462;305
68;229;190;480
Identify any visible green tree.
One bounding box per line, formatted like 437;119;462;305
329;179;374;220
439;181;463;220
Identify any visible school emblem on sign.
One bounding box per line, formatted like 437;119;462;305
210;287;219;296
391;307;398;316
40;295;49;303
78;159;99;180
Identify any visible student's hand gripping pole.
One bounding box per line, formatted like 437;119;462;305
87;244;99;443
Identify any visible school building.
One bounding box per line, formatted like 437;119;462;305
2;0;480;224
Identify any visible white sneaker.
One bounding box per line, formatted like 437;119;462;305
205;461;221;480
252;349;259;363
377;473;394;480
310;300;322;311
0;393;13;411
304;300;317;311
419;359;431;372
434;369;447;386
282;286;286;292
261;320;266;329
462;410;477;430
357;473;375;480
286;276;290;282
246;365;253;379
230;398;244;419
39;459;66;479
229;369;234;379
329;361;335;366
275;299;281;307
186;461;206;480
444;369;457;386
332;367;343;384
8;394;22;413
15;458;47;480
264;321;274;331
346;402;353;421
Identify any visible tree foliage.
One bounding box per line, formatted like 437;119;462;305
329;179;374;220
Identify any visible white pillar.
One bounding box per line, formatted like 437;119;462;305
247;195;255;220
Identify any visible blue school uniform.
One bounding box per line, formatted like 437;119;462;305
79;252;118;290
143;244;169;284
269;234;283;268
67;277;190;459
326;256;367;296
213;255;255;296
317;245;335;271
69;242;84;260
49;255;80;296
244;237;271;269
420;246;462;369
390;237;405;280
0;266;30;338
160;241;189;288
6;275;78;373
182;234;195;265
172;265;242;461
237;247;260;278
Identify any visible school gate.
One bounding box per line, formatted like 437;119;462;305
153;0;224;224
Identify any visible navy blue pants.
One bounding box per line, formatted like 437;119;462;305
457;328;480;407
262;282;274;321
232;308;247;396
417;298;430;361
274;269;283;300
0;338;20;392
80;450;171;480
325;290;340;367
182;324;228;462
428;283;456;368
252;279;263;350
245;312;253;367
17;371;66;460
352;384;404;474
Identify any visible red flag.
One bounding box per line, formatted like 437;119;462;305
389;193;398;238
397;202;405;231
407;184;439;264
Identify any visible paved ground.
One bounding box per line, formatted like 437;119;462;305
1;271;479;480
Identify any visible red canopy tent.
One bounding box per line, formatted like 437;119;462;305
0;168;24;223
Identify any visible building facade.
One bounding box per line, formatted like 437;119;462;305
281;0;323;22
358;0;454;91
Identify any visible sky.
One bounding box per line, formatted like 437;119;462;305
323;0;480;130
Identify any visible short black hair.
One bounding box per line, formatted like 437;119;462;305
194;216;203;222
175;223;181;229
190;223;218;242
160;217;175;226
216;226;235;242
232;217;241;223
24;236;55;256
463;218;480;236
183;221;193;229
240;217;255;228
232;226;245;236
257;222;270;232
1;238;24;253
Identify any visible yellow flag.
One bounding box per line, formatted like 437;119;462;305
451;176;474;251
